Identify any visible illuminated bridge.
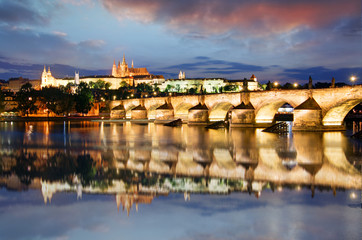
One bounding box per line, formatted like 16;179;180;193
109;85;362;131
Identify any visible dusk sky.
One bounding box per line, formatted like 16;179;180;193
0;0;361;83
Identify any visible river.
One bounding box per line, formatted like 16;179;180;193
0;121;361;240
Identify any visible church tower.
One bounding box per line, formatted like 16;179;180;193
250;74;257;82
120;54;129;77
179;70;186;79
112;60;117;77
41;66;55;88
41;66;47;82
75;71;80;85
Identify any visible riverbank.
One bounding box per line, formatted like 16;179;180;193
0;116;109;122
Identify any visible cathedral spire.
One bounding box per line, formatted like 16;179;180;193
131;60;134;68
122;54;126;65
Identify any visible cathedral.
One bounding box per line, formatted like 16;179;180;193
112;55;150;77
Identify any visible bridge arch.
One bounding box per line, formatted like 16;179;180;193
125;104;137;119
147;103;164;120
322;99;362;126
174;102;194;120
209;102;234;122
255;99;298;124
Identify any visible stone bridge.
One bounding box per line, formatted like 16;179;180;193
108;85;362;131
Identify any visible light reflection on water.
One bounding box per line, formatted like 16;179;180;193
0;121;361;240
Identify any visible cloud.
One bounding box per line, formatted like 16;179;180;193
53;31;68;37
283;66;362;82
164;57;268;78
101;0;360;37
79;39;106;48
0;25;110;78
61;0;95;6
0;1;48;25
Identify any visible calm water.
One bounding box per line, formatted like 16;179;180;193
0;121;361;240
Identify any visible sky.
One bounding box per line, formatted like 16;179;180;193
0;0;361;84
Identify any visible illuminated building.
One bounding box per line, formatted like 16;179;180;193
159;74;260;93
38;55;165;89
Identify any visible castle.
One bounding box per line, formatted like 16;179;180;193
112;55;150;77
38;55;164;89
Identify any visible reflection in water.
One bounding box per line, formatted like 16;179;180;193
0;121;361;211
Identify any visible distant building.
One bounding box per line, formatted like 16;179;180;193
178;70;186;79
7;77;41;92
159;74;260;93
39;55;165;89
112;55;150;78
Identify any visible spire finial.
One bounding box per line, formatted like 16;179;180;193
122;54;126;64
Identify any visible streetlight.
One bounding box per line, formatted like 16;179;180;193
293;83;298;88
350;76;357;86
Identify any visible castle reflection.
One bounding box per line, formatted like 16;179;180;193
0;121;361;214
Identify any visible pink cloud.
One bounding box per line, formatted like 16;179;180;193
101;0;360;37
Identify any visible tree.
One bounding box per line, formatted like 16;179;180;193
282;82;294;89
59;92;75;116
188;88;197;95
16;83;37;117
136;83;152;93
12;152;37;185
0;91;5;113
95;79;106;89
39;87;64;116
223;84;237;92
75;82;94;115
120;81;129;88
88;81;96;89
266;81;272;90
105;82;112;90
165;84;173;93
175;84;181;93
89;79;111;90
76;154;96;185
118;81;131;99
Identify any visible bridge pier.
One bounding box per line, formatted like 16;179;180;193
188;103;209;125
131;102;148;120
110;102;126;119
292;97;324;131
155;102;175;123
230;102;255;127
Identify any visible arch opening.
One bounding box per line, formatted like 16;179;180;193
174;103;193;120
209;102;234;122
125;104;136;119
322;99;362;126
255;100;295;124
147;103;164;120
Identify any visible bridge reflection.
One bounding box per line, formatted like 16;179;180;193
0;121;361;211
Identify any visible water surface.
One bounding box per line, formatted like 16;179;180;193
0;121;361;240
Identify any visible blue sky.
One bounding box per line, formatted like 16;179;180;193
0;0;361;83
